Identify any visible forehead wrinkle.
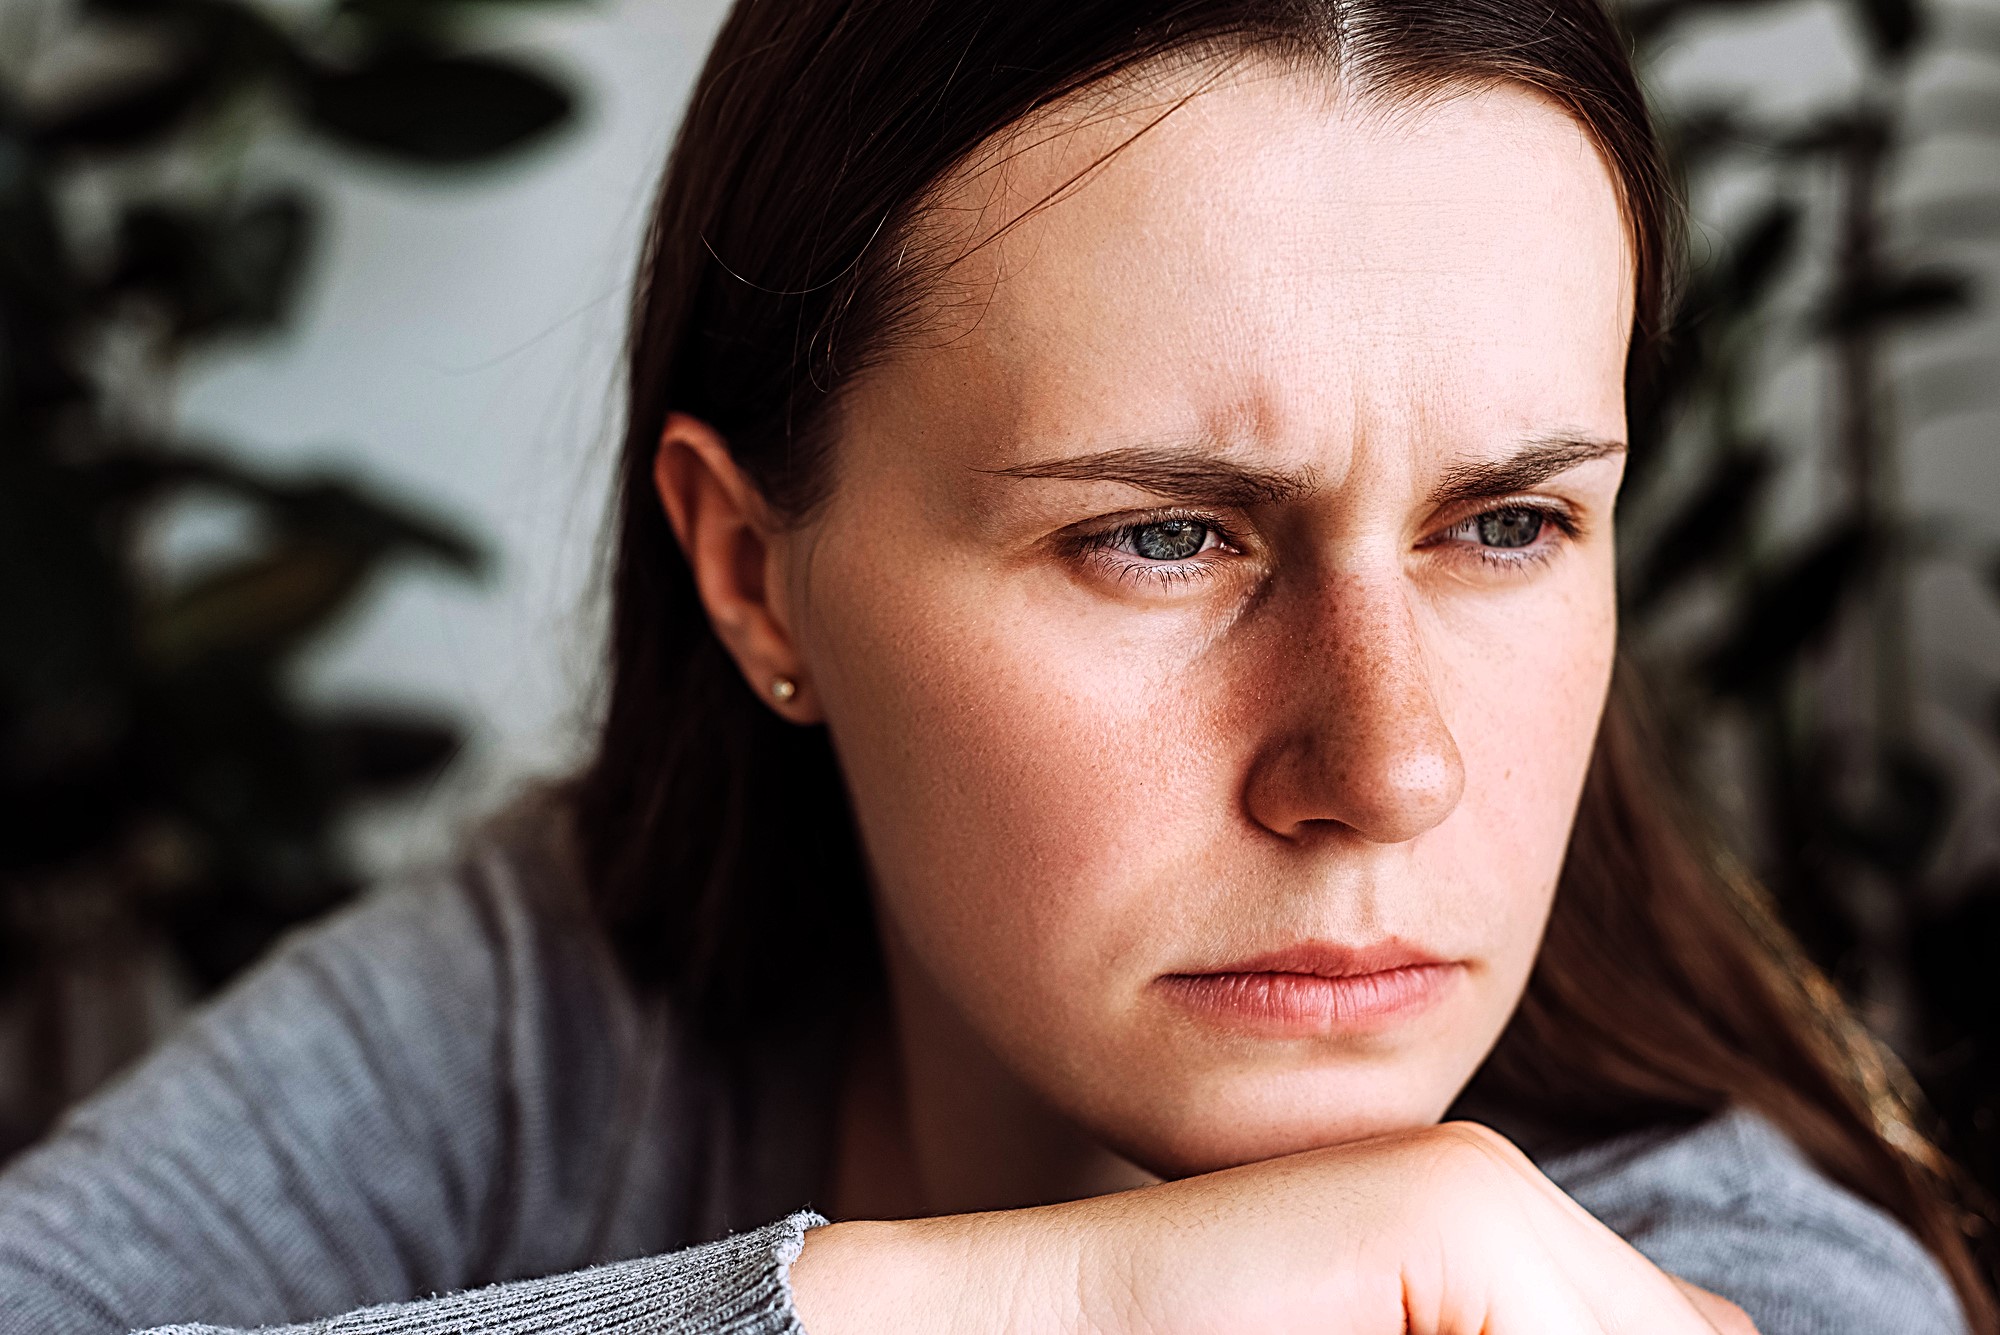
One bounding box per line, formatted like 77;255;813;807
847;63;1630;525
890;49;1357;360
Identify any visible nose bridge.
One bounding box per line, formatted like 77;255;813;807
1243;563;1467;844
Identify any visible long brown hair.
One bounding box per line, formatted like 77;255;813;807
568;0;1994;1321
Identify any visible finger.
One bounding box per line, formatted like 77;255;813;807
1668;1275;1760;1335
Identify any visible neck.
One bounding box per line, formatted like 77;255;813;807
829;937;1156;1221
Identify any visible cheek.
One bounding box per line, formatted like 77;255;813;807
1432;565;1618;941
803;524;1223;1000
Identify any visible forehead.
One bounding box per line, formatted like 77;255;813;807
877;62;1633;465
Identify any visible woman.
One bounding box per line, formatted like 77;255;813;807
1;1;1989;1331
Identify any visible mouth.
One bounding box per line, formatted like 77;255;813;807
1154;941;1462;1037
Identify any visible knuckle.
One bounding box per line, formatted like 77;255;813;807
1426;1120;1534;1182
1708;1296;1759;1335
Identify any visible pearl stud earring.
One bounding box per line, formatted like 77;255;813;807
770;676;797;703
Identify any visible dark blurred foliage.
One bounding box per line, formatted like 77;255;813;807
1622;0;2000;1275
0;0;582;1152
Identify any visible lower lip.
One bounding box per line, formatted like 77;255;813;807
1157;964;1460;1036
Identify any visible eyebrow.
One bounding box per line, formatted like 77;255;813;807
979;432;1625;510
978;446;1315;508
1425;433;1627;511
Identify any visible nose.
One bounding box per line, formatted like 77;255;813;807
1240;571;1466;844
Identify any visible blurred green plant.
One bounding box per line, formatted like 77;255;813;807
0;0;582;1151
1622;0;2000;1274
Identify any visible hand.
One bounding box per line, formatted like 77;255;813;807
790;1121;1759;1334
1673;1276;1759;1335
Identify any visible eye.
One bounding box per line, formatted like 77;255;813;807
1129;518;1214;561
1068;510;1238;588
1471;507;1543;548
1431;502;1578;568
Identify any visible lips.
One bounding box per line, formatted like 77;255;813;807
1156;939;1461;1035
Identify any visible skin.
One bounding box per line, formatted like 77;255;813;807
656;61;1754;1333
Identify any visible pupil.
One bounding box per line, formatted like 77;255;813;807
1132;519;1207;561
1477;509;1542;548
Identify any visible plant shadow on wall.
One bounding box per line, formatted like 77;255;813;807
1623;0;2000;1278
0;0;583;1156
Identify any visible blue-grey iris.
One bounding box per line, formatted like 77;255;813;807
1132;519;1208;560
1477;508;1542;548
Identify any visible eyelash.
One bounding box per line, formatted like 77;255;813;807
1428;502;1581;572
1071;501;1581;586
1069;509;1239;586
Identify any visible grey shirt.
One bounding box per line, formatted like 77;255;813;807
0;834;1970;1335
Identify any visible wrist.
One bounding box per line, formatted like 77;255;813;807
790;1211;1087;1335
789;1220;918;1335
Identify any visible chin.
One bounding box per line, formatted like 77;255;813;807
1086;1061;1464;1179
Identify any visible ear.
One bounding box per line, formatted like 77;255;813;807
653;412;818;722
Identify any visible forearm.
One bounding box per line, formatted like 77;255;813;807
114;1213;824;1335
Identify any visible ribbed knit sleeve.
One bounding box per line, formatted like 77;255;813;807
146;1211;827;1335
0;834;781;1334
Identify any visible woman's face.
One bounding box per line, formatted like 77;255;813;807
777;68;1631;1176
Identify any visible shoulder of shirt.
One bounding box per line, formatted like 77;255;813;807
1533;1106;1969;1335
297;792;641;1038
236;798;696;1269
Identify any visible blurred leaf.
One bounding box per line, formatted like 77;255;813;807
319;708;460;794
74;451;487;578
1849;0;1923;60
1773;110;1888;160
134;464;484;670
33;0;303;153
1721;198;1802;313
1624;294;1715;502
29;56;221;153
141;539;374;670
301;52;574;164
108;193;314;340
269;477;487;573
1701;521;1878;696
1662;107;1768;171
1627;443;1775;611
1817;265;1975;336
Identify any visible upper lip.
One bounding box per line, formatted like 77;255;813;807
1169;939;1452;979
